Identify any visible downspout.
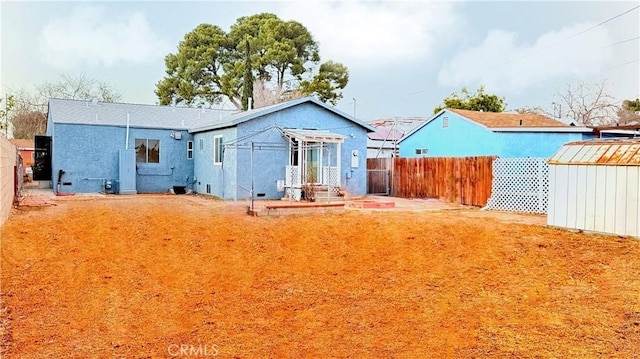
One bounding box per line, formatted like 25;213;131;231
221;146;225;199
56;169;65;194
125;113;130;149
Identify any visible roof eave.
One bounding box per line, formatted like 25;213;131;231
54;121;191;131
490;127;593;133
190;97;376;133
189;122;236;133
398;109;448;144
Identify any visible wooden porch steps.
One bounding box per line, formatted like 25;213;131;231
313;186;347;203
248;202;346;217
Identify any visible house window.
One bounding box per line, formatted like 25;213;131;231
442;116;449;128
213;135;223;164
199;138;204;151
290;138;299;166
415;148;428;155
187;141;194;160
135;139;160;163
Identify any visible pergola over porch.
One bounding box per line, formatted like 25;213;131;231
283;129;345;200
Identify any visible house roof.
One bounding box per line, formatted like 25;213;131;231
189;97;376;133
368;128;404;141
548;138;640;166
9;139;34;150
448;108;568;128
367;117;427;141
48;98;236;130
399;109;592;144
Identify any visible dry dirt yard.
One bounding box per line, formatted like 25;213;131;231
1;196;639;358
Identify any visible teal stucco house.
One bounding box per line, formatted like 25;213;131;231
398;108;594;158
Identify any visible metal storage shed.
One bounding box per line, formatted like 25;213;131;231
547;139;640;238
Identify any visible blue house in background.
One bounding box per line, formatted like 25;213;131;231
399;108;594;158
46;97;374;199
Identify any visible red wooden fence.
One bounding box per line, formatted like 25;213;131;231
389;156;496;207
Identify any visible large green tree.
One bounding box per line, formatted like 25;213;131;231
433;86;506;114
156;13;349;109
622;98;640;112
617;97;640;125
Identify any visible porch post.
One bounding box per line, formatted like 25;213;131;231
299;141;304;185
318;141;324;184
336;142;341;186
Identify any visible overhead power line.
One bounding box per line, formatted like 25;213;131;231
598;36;640;49
484;5;640;74
352;5;640;115
602;58;640;72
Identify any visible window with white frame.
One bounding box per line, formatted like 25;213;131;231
187;141;194;160
213;135;223;164
135;139;160;163
442;116;449;128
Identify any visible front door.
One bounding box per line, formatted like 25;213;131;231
306;145;320;183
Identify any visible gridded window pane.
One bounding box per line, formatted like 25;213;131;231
187;141;194;160
214;136;223;164
135;139;146;162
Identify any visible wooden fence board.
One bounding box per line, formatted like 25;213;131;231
379;156;495;207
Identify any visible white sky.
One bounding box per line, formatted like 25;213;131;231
1;1;638;120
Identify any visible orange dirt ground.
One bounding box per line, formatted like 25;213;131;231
1;196;639;358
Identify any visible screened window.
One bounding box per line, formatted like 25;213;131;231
442;116;449;128
187;141;194;160
213;136;223;164
135;139;160;163
290;138;299;166
199;138;204;151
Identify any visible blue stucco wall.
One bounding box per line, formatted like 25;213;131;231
399;110;594;158
51;123;193;193
399;112;498;157
497;131;592;157
193;127;237;199
196;102;369;200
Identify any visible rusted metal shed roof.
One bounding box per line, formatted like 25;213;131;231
548;138;640;166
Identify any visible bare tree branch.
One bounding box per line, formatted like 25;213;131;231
251;79;303;109
7;73;122;139
36;73;121;103
556;80;619;126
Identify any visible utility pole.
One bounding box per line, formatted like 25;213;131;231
393;117;398;157
353;98;356;118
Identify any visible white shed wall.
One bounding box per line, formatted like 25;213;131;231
548;164;640;237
